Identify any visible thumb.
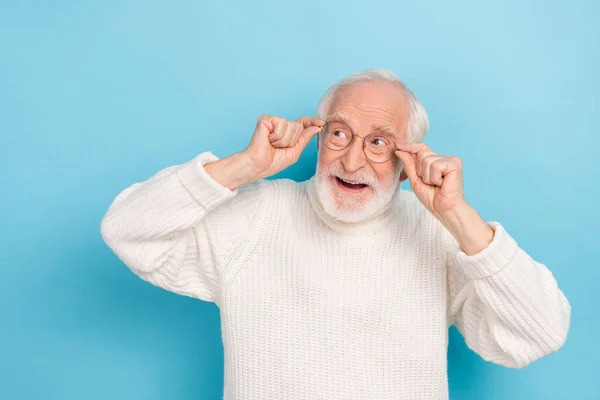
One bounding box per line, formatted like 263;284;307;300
297;116;325;129
395;150;418;183
297;125;322;149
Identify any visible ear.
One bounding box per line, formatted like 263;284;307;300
399;169;408;182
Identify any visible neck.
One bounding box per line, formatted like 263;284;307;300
306;176;400;236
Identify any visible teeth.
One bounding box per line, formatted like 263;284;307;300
339;177;364;185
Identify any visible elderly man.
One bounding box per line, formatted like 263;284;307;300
100;69;570;399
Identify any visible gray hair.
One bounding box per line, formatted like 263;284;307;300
315;69;429;143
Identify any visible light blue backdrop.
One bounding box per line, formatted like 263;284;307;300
1;1;598;399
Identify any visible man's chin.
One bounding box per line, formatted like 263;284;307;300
325;184;380;223
326;204;380;224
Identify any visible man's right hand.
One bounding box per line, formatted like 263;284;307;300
204;115;324;191
243;115;324;180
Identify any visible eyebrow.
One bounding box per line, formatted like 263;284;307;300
371;122;396;137
326;111;352;125
327;111;397;137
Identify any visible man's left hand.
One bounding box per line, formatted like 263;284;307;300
394;143;466;220
395;143;495;255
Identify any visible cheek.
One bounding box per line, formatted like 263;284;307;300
372;163;398;187
317;147;343;169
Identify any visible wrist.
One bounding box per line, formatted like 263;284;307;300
204;152;262;191
439;201;494;256
438;199;471;228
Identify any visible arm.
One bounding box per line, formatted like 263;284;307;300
100;115;323;303
394;142;571;368
100;151;266;303
444;220;571;368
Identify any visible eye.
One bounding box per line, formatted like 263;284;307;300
333;130;349;139
370;136;389;147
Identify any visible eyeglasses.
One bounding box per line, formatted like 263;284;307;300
320;120;400;163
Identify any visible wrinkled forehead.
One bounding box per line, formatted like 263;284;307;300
327;82;409;139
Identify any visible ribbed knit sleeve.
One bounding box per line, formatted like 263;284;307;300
445;221;571;368
100;151;267;303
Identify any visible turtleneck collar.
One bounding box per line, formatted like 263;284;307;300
305;176;400;236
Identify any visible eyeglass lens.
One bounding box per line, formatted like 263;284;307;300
321;121;397;163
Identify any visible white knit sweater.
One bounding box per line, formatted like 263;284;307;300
100;151;571;400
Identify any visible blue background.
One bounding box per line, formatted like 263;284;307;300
1;1;598;399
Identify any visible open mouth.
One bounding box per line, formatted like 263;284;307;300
335;176;368;191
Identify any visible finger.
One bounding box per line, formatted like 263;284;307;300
257;115;274;136
396;142;431;155
297;125;322;150
439;157;463;195
430;159;446;187
269;119;287;143
256;114;272;128
420;154;440;185
297;116;325;129
273;121;303;148
420;155;430;184
395;150;419;183
289;122;305;146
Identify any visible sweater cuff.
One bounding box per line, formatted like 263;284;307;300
454;221;520;280
176;151;238;211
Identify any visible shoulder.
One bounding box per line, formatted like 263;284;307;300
264;177;305;194
234;177;306;208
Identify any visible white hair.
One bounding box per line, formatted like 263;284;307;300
315;68;429;143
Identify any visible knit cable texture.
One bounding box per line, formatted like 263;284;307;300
100;151;571;400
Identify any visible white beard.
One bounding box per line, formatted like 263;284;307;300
314;158;403;224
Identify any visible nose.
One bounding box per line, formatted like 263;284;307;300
341;136;368;173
